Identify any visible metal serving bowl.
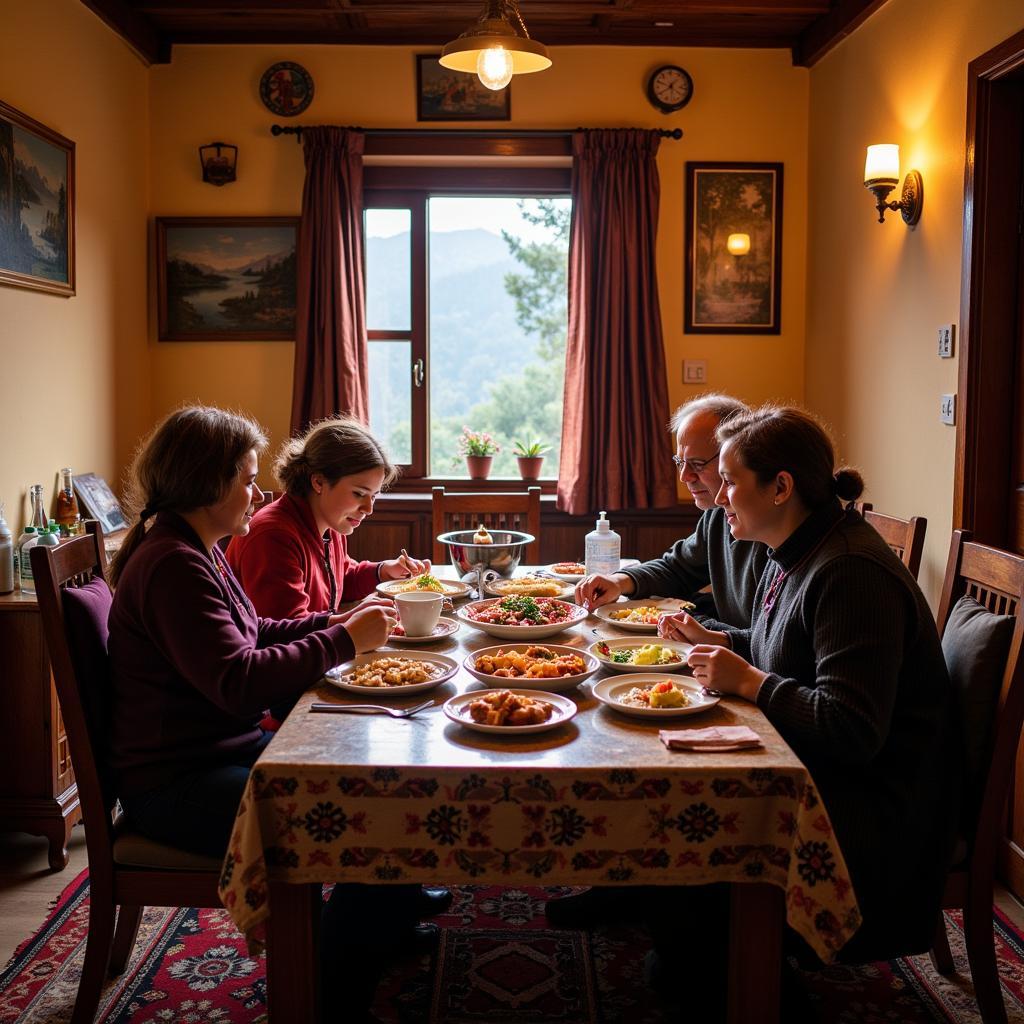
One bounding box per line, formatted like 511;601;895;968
436;529;534;579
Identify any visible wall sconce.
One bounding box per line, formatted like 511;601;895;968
726;233;750;256
199;142;238;186
440;1;551;91
863;144;922;226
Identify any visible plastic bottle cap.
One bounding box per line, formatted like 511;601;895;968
595;511;610;532
24;527;35;534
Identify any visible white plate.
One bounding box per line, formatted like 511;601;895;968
542;562;588;582
326;651;459;695
592;598;695;633
590;638;691;673
456;598;587;640
376;576;472;600
483;575;575;600
463;643;600;692
388;617;460;645
443;688;577;734
592;675;719;718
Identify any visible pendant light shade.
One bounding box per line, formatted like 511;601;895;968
440;1;551;89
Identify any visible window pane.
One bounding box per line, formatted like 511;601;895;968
427;196;571;477
368;340;412;464
365;209;410;331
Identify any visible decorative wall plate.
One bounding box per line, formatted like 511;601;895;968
259;62;314;117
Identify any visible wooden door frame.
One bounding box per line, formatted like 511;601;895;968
955;28;1024;541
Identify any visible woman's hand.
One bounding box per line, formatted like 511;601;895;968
328;595;395;626
378;551;431;582
575;572;634;610
686;644;767;702
658;610;728;647
340;604;397;653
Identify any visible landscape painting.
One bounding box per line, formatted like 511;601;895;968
156;217;299;340
417;55;510;121
0;100;75;296
685;162;783;335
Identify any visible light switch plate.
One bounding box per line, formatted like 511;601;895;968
684;359;707;384
940;394;956;425
938;324;955;358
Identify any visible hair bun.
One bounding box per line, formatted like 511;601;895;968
833;466;864;502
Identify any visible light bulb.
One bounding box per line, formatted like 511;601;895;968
476;47;514;90
727;233;750;256
864;144;900;184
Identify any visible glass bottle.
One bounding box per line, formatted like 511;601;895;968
28;484;47;531
55;467;82;536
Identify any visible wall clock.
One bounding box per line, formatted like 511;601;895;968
647;65;693;114
260;62;315;117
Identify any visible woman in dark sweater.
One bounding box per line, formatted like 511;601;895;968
107;405;410;1023
664;405;960;963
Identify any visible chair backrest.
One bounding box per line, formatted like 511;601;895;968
936;530;1024;868
855;501;927;579
431;486;541;564
31;524;118;865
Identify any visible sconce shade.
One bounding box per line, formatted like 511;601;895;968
199;141;238;186
440;1;551;88
864;143;899;185
727;233;751;256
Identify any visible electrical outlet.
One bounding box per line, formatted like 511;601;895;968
683;359;707;384
937;324;955;358
940;394;956;425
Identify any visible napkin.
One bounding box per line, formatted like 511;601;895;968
659;725;763;752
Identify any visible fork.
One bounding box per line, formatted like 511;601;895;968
309;699;434;718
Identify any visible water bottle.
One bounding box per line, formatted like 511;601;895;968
0;502;13;594
584;511;621;576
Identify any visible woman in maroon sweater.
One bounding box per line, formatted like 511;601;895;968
107;406;411;1023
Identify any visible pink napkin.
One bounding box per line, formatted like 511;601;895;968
659;725;763;752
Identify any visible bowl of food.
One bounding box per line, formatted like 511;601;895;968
443;688;577;734
376;573;471;600
544;561;587;581
436;528;534;585
456;596;587;639
591;675;718;718
590;639;691;673
592;599;696;634
463;643;599;691
483;575;574;600
325;652;459;696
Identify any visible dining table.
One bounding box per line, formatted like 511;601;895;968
218;569;862;1023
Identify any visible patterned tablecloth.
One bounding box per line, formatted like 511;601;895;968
219;607;862;963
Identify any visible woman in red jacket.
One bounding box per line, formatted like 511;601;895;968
227;415;430;618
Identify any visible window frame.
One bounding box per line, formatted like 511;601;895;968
364;164;572;490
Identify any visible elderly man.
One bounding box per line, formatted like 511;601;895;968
576;392;768;630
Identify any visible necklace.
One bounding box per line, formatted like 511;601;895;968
762;516;843;622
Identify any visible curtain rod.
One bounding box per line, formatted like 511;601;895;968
270;125;683;143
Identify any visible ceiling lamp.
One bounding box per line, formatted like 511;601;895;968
440;1;551;91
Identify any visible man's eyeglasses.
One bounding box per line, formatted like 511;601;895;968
672;450;719;473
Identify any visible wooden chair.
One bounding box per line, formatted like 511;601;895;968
431;485;541;565
31;524;222;1024
855;501;927;579
928;530;1024;1024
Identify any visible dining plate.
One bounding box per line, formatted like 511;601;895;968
387;617;460;645
542;558;641;583
376;575;472;600
483;575;575;600
590;638;691;673
463;643;600;692
456;597;587;640
591;598;695;633
443;688;577;734
326;651;459;695
591;675;719;718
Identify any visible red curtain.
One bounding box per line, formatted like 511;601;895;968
290;127;369;432
557;129;678;516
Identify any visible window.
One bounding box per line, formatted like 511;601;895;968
364;169;571;481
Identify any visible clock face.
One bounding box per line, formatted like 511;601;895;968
648;65;693;113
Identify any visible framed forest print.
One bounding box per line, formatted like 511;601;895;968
156;217;299;341
685;162;783;334
0;100;75;296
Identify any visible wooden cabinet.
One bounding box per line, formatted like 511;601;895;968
0;592;80;870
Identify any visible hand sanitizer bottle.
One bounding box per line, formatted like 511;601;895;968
585;511;620;576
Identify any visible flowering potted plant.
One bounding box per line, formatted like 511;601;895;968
513;439;550;481
455;427;500;479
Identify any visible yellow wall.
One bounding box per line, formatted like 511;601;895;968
0;1;150;532
805;0;1024;603
148;45;809;471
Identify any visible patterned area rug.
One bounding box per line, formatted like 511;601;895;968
2;871;1024;1023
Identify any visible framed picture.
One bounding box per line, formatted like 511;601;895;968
0;99;75;296
416;55;510;122
156;217;299;341
75;473;129;535
685;162;783;334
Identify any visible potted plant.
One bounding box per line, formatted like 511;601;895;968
513;439;550;481
455;427;500;480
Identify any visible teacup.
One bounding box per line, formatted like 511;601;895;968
394;591;444;637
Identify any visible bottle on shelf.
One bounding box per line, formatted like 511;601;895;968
28;484;47;532
55;467;83;537
19;528;40;595
0;501;13;595
584;511;621;576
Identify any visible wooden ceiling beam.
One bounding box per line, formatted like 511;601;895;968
793;0;892;66
79;0;169;63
